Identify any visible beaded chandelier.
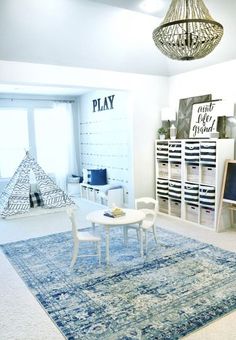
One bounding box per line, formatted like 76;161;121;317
152;0;224;60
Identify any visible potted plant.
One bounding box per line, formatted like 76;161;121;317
158;126;167;140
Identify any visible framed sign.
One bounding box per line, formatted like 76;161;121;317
176;94;212;139
189;101;218;138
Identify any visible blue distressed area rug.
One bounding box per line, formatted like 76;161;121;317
1;227;236;340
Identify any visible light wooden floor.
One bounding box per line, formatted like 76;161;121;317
0;198;236;340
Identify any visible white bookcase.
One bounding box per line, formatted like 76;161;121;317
155;139;234;231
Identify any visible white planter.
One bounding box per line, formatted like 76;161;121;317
159;134;165;140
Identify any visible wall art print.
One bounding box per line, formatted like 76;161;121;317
189;101;218;138
176;94;212;139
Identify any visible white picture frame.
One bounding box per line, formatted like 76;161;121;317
189;101;218;138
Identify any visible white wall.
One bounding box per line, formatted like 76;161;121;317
0;60;169;204
168;59;236;147
168;60;236;112
79;89;130;205
1;59;234;205
1;59;235;205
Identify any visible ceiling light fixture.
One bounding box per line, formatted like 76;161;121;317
152;0;224;60
140;0;165;14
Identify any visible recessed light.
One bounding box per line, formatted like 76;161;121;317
139;0;165;14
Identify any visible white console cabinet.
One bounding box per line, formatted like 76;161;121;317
80;183;124;207
155;139;234;231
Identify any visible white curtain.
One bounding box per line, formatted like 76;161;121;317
34;102;77;190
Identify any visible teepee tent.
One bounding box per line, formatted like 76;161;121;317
0;152;75;218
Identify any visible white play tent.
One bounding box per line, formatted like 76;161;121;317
0;152;75;218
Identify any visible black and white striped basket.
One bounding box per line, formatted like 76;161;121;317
184;183;199;203
169;180;181;200
169;143;181;161
199;185;215;206
156;178;169;197
200;142;216;164
185;142;200;163
156;143;168;159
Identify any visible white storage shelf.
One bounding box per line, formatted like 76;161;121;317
155;139;234;231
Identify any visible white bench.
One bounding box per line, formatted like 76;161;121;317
80;183;124;207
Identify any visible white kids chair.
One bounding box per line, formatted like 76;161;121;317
67;208;101;268
123;197;158;255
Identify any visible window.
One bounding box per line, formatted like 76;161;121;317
0;100;77;189
34;103;75;189
0;108;29;177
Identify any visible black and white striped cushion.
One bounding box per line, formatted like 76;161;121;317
30;192;44;208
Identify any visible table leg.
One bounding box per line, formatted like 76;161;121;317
105;226;110;265
92;222;96;234
139;223;144;258
123;226;128;246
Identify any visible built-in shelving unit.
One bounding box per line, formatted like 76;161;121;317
155;139;234;231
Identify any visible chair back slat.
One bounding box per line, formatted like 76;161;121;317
135;197;158;213
66;207;78;241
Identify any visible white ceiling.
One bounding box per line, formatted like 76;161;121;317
0;84;90;96
0;0;235;96
88;0;236;75
90;0;169;17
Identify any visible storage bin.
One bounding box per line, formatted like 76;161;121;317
94;189;101;203
169;143;181;161
170;163;181;180
200;206;215;228
156;142;168;159
186;204;199;223
199;185;215;206
169;180;182;200
158;161;168;178
185;142;200;163
88;187;95;201
184;183;199;204
170;199;181;218
200;142;216;164
156;178;168;197
158;197;169;213
80;185;88;199
201;165;216;186
186;164;199;182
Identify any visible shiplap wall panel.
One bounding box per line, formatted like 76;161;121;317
79;90;130;205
